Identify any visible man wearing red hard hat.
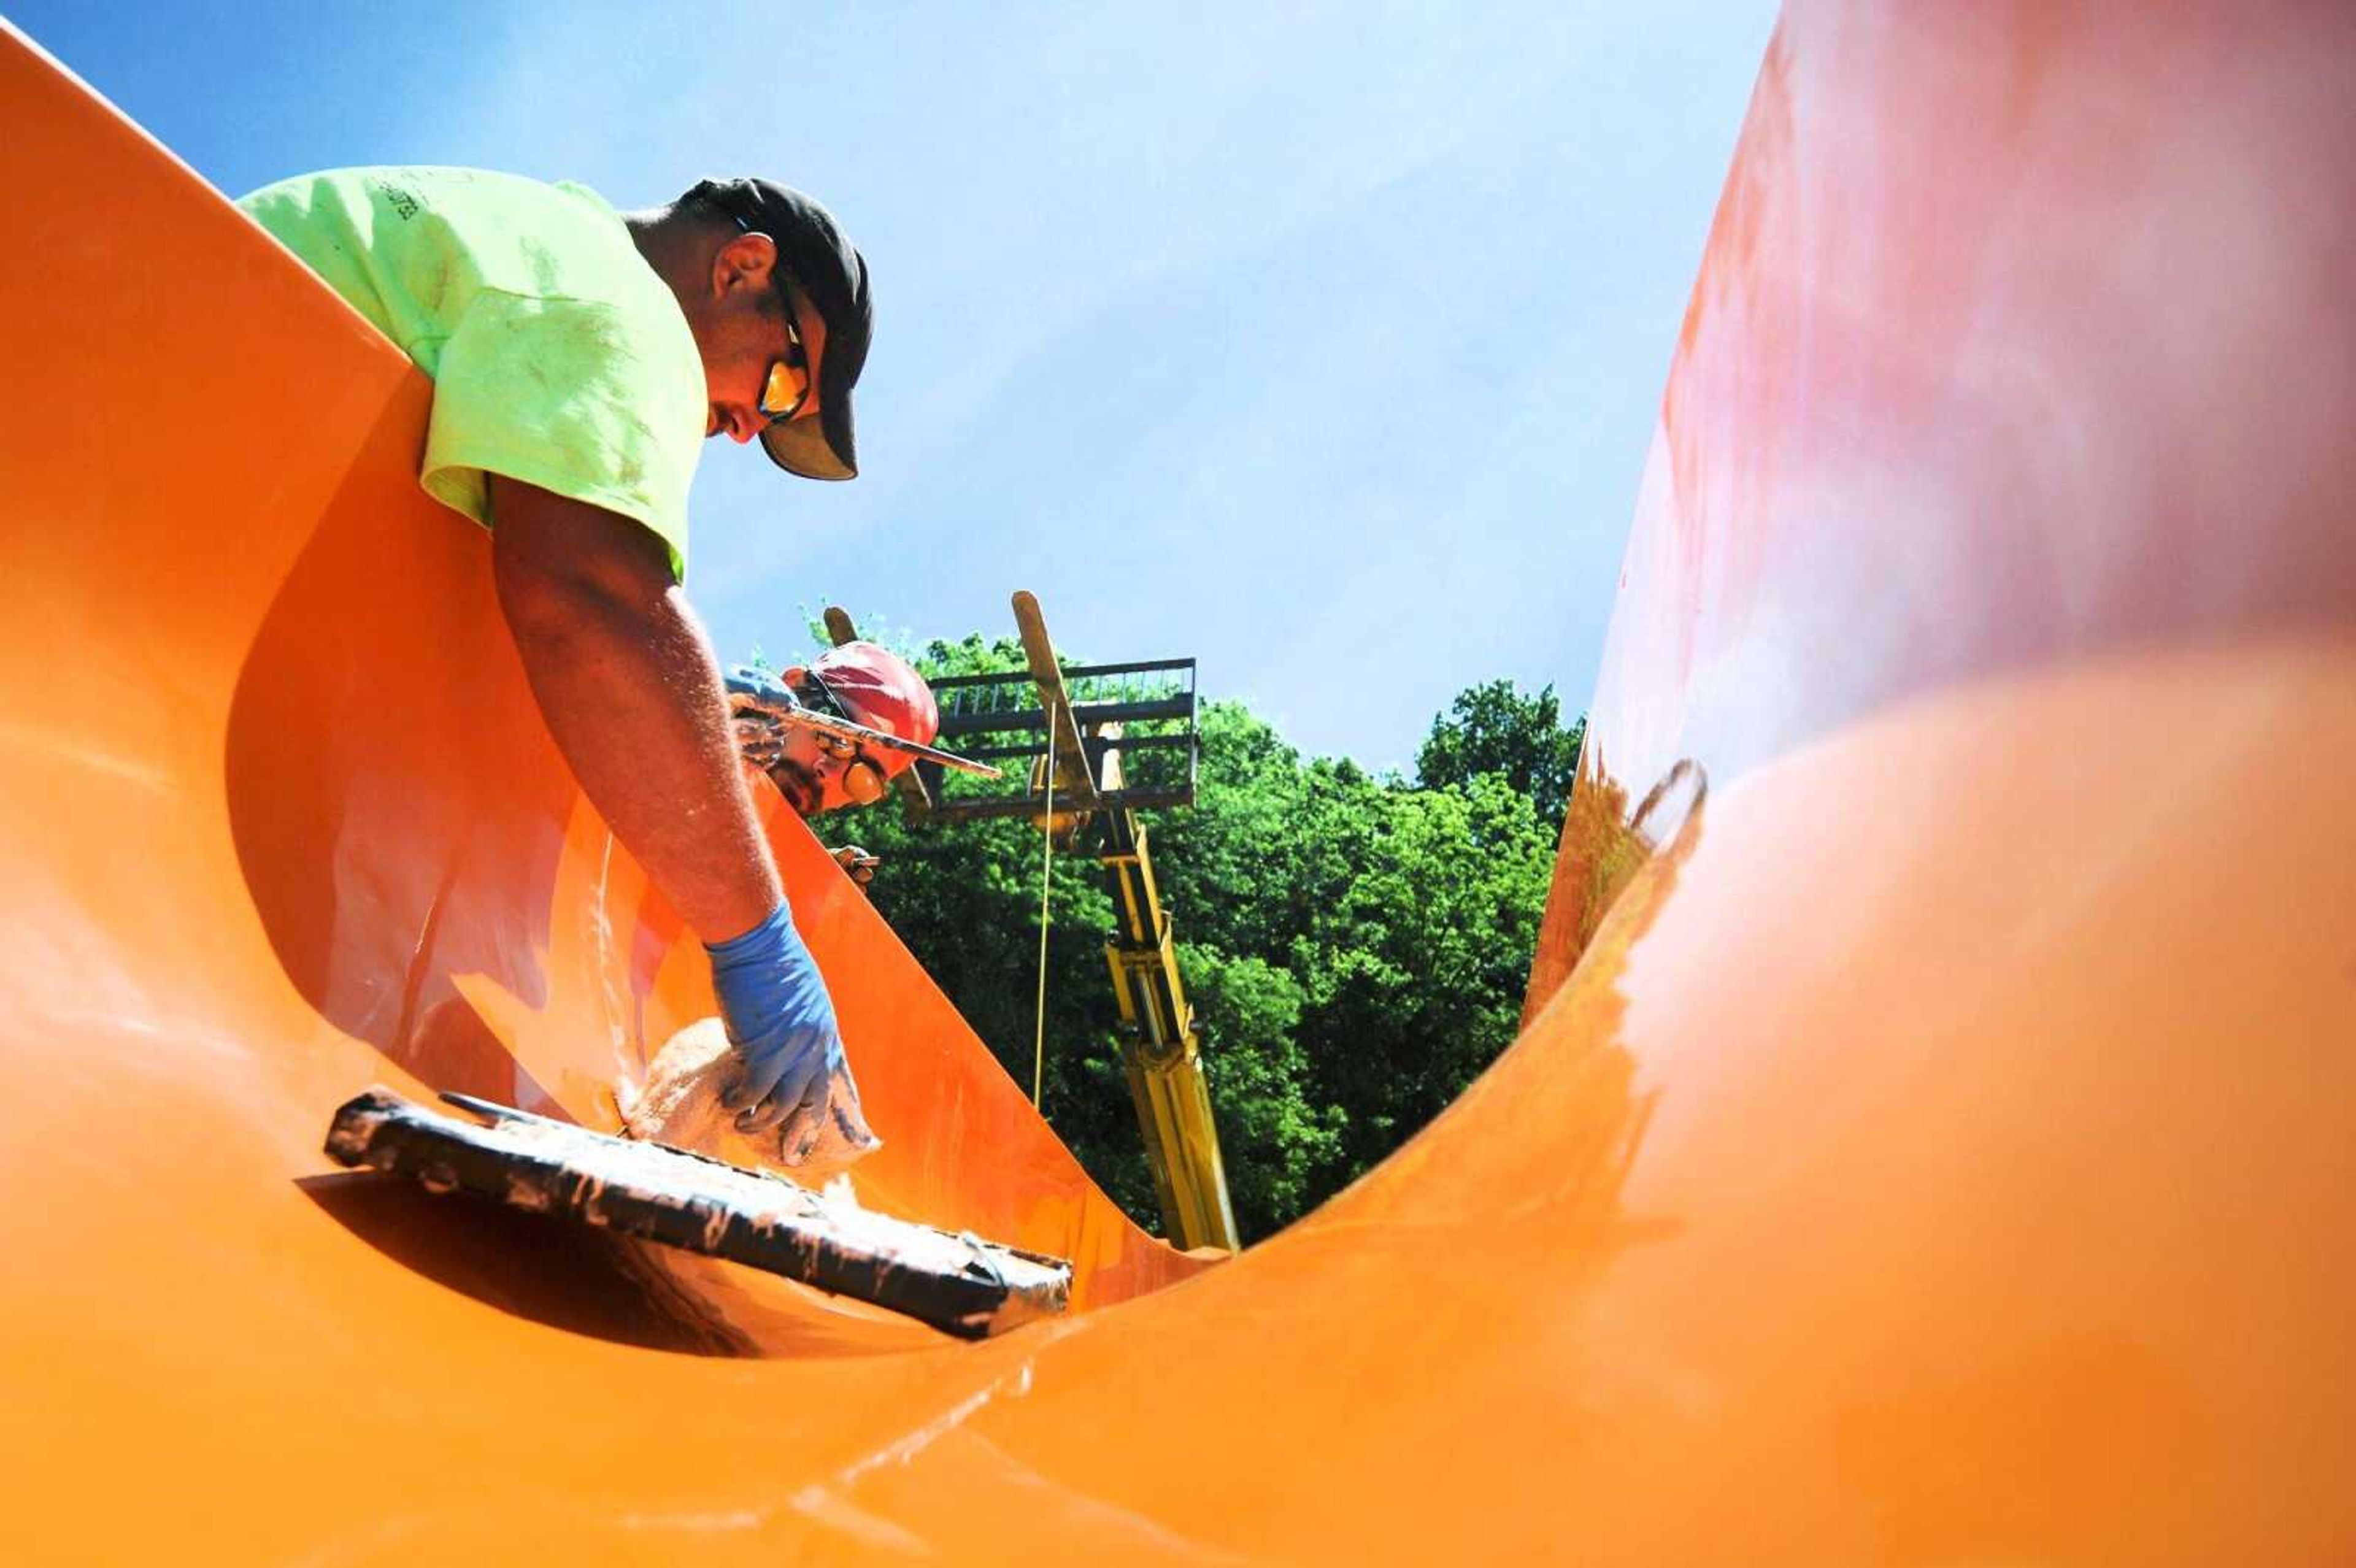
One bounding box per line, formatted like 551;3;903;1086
725;640;947;817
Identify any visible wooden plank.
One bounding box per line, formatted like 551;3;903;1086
323;1090;1071;1340
1011;590;1101;811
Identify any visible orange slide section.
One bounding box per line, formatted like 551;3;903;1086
4;4;2353;1561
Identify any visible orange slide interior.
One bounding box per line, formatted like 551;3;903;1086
3;4;2352;1560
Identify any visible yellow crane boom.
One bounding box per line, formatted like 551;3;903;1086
918;593;1240;1251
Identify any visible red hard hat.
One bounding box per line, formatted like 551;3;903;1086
808;642;940;772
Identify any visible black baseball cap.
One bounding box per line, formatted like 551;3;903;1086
695;177;872;481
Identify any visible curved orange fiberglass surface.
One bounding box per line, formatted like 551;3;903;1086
2;2;2351;1560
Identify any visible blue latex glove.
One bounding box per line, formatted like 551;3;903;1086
706;903;845;1148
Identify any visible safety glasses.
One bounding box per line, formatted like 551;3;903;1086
758;328;811;426
734;215;813;426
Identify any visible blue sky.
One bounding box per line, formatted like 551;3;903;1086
17;2;1773;769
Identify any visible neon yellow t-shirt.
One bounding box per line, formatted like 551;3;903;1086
237;166;705;579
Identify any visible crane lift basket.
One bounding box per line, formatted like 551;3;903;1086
915;653;1198;827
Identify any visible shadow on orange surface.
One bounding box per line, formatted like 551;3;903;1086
225;400;579;1114
295;1173;757;1357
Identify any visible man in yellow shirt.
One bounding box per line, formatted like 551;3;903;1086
241;168;876;1166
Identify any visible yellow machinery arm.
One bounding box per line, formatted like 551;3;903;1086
1097;807;1238;1251
1011;593;1239;1253
919;592;1239;1251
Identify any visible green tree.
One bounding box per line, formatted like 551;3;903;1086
1183;949;1342;1237
1414;679;1587;831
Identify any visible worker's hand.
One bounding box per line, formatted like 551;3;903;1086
830;844;880;886
706;904;865;1160
723;665;800;715
724;667;798;770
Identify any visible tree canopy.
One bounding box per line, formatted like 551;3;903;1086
809;631;1583;1243
1414;678;1587;832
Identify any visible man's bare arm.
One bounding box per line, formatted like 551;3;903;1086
488;476;779;942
